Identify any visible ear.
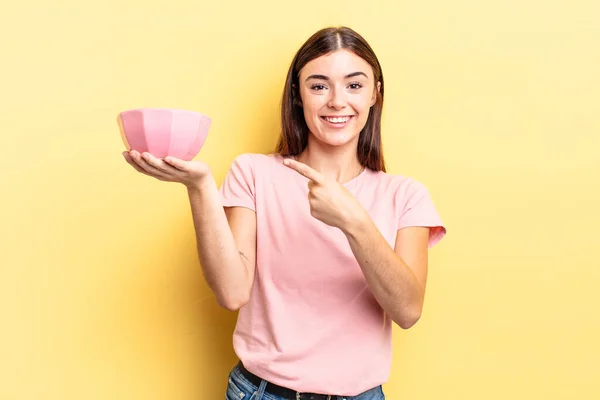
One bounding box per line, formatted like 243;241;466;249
371;81;381;107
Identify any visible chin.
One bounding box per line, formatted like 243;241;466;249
315;131;360;147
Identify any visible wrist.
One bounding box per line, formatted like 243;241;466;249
340;209;370;238
186;174;215;193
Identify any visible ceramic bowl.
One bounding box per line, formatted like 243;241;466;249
118;108;211;160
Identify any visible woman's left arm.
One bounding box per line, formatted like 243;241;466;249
342;216;430;329
282;158;433;329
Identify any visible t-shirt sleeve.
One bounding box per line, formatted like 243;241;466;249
397;179;447;248
218;153;256;211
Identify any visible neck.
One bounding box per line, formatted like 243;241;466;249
296;139;364;184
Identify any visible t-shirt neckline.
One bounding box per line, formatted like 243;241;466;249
283;154;368;189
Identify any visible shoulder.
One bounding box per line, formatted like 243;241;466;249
365;169;430;199
363;170;439;222
223;153;290;185
228;152;284;168
226;152;292;178
367;169;445;242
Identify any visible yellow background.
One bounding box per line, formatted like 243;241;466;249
1;0;599;399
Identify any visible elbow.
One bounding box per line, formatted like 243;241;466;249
217;292;250;312
398;314;420;329
396;306;422;330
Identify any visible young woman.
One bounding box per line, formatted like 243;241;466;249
123;26;446;400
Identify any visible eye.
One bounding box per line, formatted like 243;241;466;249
348;82;364;90
311;84;327;91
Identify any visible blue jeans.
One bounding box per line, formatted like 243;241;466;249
225;364;385;400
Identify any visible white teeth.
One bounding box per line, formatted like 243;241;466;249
325;116;351;123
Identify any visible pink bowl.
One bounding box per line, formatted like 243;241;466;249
118;108;212;160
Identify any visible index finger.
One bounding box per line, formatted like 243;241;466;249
283;159;324;184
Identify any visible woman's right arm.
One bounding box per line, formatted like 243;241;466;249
186;179;256;311
123;150;256;311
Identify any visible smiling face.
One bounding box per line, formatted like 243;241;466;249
297;49;380;149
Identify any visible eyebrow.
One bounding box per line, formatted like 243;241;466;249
305;72;368;81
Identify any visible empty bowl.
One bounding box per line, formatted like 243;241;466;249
118;108;212;160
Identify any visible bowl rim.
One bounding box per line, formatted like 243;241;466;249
119;108;210;118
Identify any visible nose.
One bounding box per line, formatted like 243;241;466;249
327;87;346;110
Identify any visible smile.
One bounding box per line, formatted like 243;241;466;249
322;116;353;124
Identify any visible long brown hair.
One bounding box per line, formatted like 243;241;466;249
275;26;386;172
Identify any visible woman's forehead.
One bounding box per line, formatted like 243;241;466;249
299;49;373;80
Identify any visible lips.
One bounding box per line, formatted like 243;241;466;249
321;115;354;125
